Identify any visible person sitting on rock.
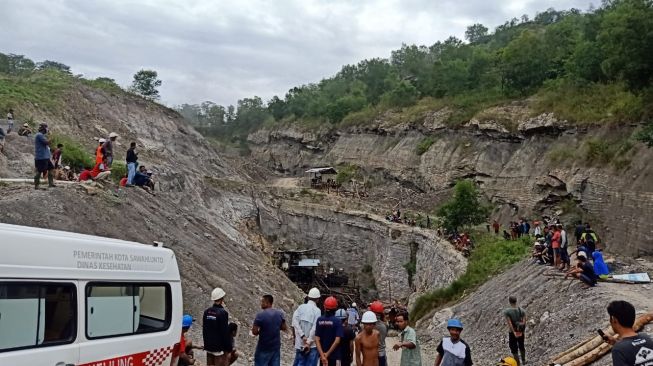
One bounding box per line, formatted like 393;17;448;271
565;254;597;288
133;166;156;192
17;123;32;136
90;161;111;182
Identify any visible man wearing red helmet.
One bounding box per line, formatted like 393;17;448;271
316;296;344;366
370;301;388;366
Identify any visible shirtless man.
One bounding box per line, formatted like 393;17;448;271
356;311;380;366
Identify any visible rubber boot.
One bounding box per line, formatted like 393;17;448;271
513;353;520;366
47;172;56;187
34;172;41;190
521;351;527;365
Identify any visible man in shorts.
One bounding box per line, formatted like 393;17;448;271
34;123;55;189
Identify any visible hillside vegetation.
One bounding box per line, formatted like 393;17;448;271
177;0;653;141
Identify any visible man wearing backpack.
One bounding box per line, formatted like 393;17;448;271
503;296;526;366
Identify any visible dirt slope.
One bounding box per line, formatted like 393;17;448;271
0;84;305;363
415;258;653;366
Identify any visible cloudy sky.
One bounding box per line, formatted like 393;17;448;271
2;0;592;107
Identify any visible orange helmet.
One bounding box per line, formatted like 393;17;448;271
370;300;384;314
324;296;338;310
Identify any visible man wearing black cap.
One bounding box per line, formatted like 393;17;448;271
33;123;55;189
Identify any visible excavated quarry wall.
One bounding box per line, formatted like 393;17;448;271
256;198;467;301
247;116;653;256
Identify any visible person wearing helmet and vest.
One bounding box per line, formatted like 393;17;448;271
315;296;344;366
370;301;388;366
252;294;287;366
203;287;232;366
355;311;381;366
292;287;323;366
497;356;518;366
95;138;106;165
179;314;197;366
434;319;473;366
336;308;356;366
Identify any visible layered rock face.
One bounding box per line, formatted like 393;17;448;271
247;114;653;256
256;198;467;301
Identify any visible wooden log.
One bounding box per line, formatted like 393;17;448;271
558;313;653;366
553;329;614;365
564;342;612;366
551;328;608;363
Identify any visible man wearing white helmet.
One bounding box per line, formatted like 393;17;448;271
292;287;322;366
355;311;380;366
203;288;232;366
103;132;118;167
348;303;360;331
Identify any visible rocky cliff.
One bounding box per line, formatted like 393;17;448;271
247;109;653;256
255;196;467;301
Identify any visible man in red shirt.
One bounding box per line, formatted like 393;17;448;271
78;169;93;182
551;226;561;269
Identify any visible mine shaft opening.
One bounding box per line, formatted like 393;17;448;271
273;248;368;308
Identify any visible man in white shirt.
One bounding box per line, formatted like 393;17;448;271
292;288;322;366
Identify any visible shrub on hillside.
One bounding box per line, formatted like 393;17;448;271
49;134;94;170
415;137;435;155
411;234;530;322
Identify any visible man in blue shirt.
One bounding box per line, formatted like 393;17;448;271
33;123;55;189
252;294;287;366
315;296;344;366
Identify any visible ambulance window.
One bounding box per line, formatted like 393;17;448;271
0;283;76;352
86;283;171;339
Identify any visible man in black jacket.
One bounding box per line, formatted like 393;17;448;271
203;287;232;366
126;142;138;185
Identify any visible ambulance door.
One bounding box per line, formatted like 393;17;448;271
78;282;178;366
0;281;79;366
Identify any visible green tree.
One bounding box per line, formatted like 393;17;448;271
501;30;550;94
37;60;72;74
437;180;490;231
130;69;162;100
598;0;653;90
465;23;489;43
636;122;653;147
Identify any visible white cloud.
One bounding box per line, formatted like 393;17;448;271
1;0;592;106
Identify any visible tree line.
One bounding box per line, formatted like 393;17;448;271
179;0;653;140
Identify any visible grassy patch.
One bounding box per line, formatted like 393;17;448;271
547;145;578;165
49;133;95;170
411;234;530;322
415;136;436;155
534;79;644;125
335;164;360;185
584;137;634;166
0;69;72;112
110;161;127;183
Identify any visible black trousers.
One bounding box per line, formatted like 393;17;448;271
509;331;525;356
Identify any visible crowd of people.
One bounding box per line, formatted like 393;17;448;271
179;287;427;366
181;286;650;366
1;110;157;192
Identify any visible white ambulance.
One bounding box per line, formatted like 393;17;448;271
0;223;183;366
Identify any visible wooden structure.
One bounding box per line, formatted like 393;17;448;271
274;248;361;306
